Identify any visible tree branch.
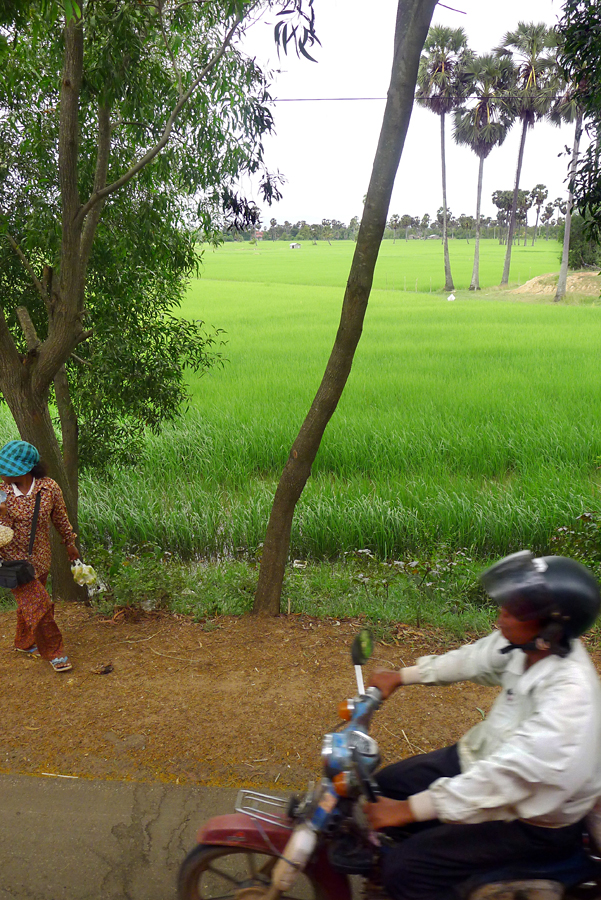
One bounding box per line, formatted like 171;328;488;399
75;329;93;345
80;102;111;275
0;306;22;380
54;363;79;506
16;306;41;351
71;352;91;367
75;12;246;227
4;232;51;310
158;0;183;97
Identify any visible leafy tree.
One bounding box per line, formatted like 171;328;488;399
458;214;474;242
556;0;601;242
542;202;556;239
321;219;333;244
401;213;414;240
560;213;601;269
416;25;472;291
454;54;514;289
496;22;558;284
388;213;401;242
549;80;586;300
492;190;514;244
0;0;313;598
517;189;533;245
555;196;568;219
348;216;360;240
253;0;439;615
529;184;548;244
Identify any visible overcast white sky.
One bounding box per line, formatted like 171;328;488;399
241;0;578;227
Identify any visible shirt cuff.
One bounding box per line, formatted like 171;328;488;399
399;666;423;685
408;790;438;822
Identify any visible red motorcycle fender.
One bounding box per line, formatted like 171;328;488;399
195;814;352;900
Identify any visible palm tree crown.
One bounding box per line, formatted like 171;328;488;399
453;55;515;159
416;25;473;115
496;22;558;126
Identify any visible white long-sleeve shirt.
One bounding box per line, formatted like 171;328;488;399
402;630;601;827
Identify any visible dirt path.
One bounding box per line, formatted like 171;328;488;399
2;604;598;791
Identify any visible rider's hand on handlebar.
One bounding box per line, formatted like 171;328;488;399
364;797;415;831
368;669;403;700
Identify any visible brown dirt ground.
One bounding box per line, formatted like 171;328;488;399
2;604;601;791
513;271;601;295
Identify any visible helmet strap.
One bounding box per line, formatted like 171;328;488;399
500;621;570;658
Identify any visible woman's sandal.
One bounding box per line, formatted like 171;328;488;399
50;656;72;673
15;645;40;657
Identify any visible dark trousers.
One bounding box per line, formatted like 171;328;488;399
375;746;583;900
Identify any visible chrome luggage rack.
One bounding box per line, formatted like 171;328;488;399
235;789;292;827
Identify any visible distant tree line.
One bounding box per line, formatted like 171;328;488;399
223;195;565;244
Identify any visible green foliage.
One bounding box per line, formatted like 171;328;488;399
496;22;558;127
557;1;601;237
87;547;494;636
416;25;473;117
0;0;273;467
551;512;601;582
558;214;601;270
453;55;515;160
0;0;287;469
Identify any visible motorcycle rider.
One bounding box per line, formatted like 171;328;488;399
365;551;601;900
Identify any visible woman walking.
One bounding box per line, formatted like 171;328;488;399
0;440;79;673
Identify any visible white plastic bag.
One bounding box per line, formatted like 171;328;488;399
71;559;97;586
0;525;14;548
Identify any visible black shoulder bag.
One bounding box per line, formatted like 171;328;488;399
0;491;41;589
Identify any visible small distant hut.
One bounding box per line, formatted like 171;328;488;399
290;242;301;249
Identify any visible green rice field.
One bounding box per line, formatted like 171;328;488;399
77;238;601;563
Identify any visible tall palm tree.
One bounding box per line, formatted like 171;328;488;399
416;25;472;292
496;22;558;285
454;54;515;290
549;82;586;302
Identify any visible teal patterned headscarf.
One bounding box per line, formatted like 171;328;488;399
0;441;40;477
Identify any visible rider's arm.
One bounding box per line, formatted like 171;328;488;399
369;632;508;699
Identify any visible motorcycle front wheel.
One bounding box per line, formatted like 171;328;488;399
177;844;328;900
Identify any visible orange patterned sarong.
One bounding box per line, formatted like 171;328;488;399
12;574;64;660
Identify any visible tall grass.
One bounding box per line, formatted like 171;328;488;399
77;239;601;561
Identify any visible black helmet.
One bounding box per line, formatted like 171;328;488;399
481;550;600;641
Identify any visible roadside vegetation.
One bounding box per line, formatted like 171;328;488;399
2;239;600;635
2;239;594;630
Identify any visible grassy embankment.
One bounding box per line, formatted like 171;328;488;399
6;239;601;634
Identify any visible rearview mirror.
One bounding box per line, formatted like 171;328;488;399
351;628;373;667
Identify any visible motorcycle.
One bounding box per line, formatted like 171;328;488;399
178;629;601;900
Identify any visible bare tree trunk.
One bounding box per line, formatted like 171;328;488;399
440;112;454;292
53;365;88;602
501;118;528;285
532;208;540;246
252;0;438;616
470;155;485;291
555;112;583;303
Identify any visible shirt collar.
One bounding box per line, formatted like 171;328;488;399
12;477;36;497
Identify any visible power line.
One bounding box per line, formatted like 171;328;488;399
274;96;386;102
273;93;573;103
